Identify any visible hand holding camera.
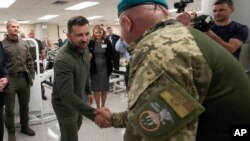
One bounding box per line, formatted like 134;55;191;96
193;15;215;32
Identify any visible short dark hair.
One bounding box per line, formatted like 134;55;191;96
106;27;111;30
213;0;234;7
67;16;89;33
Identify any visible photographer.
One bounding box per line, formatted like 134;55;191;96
205;0;249;60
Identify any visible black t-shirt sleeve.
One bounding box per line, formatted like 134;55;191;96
231;24;249;43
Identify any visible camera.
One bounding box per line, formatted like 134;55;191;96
174;0;194;13
193;15;215;32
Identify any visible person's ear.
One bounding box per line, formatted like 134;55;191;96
66;33;70;41
230;6;235;13
121;15;133;33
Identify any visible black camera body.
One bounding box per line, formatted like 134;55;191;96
174;0;194;13
193;15;215;32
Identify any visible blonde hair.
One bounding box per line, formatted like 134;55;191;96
92;25;106;40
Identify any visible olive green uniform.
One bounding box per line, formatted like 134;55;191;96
52;43;95;141
111;20;250;141
1;37;35;134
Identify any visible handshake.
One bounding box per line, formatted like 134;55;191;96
94;107;113;128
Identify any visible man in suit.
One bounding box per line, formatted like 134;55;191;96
106;27;120;70
0;41;8;141
28;29;46;61
28;30;47;100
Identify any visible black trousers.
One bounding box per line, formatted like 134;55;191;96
124;65;129;88
0;106;4;141
4;76;30;133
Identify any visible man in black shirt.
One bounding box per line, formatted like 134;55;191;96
205;0;249;60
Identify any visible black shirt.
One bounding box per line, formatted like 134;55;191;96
211;21;249;59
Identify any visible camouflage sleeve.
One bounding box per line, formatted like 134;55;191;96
111;111;128;128
168;122;198;141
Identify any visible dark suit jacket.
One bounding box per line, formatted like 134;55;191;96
88;39;114;76
107;34;120;70
107;34;120;47
0;41;8;107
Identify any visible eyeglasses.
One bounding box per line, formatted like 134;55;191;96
147;4;169;17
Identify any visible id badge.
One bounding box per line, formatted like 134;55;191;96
101;44;107;48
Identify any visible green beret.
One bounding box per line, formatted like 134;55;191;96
117;0;168;17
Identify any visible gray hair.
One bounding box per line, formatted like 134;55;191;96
7;19;19;26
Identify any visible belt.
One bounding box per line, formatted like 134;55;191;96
9;72;26;77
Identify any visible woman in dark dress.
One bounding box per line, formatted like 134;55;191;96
0;41;8;141
88;25;114;108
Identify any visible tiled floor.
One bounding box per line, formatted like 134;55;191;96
3;86;128;141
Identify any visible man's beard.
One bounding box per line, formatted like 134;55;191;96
215;16;226;22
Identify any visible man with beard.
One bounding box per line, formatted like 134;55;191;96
205;0;249;60
52;16;110;141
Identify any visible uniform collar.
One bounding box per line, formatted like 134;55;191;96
6;35;19;42
67;42;85;57
128;17;175;55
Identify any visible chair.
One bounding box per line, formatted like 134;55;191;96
239;44;250;79
109;70;126;93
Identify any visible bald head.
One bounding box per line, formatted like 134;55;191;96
119;4;170;44
117;0;168;16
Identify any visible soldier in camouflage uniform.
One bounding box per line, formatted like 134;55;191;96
96;0;250;141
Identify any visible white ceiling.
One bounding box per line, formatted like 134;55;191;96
0;0;201;26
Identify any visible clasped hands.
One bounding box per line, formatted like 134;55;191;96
94;107;112;128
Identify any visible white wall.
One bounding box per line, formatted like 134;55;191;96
58;25;67;41
232;0;250;43
0;24;34;40
58;24;121;41
201;0;250;43
0;24;121;43
47;23;59;43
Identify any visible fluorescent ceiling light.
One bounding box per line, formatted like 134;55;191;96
196;11;202;14
169;9;177;13
18;20;30;24
87;16;103;20
0;0;15;8
65;2;99;10
38;15;59;20
3;20;30;24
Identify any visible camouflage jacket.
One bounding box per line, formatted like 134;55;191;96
111;20;212;140
112;17;250;141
